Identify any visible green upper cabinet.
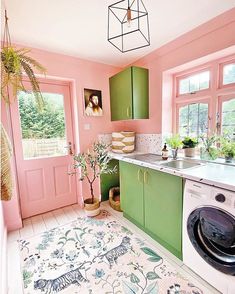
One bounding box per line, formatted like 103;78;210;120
109;66;149;121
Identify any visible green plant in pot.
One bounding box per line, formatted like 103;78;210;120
182;136;198;157
220;138;235;163
1;10;45;109
200;134;219;160
73;142;116;217
166;134;182;159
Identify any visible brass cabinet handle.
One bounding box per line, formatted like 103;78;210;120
144;171;148;184
137;169;142;182
127;106;131;118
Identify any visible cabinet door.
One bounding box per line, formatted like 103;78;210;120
132;67;149;119
109;67;132;121
144;168;183;259
120;162;144;227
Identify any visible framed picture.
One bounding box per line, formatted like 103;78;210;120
84;88;103;117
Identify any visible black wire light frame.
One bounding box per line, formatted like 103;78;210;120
108;0;150;53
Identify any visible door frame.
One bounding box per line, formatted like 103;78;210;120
9;75;81;217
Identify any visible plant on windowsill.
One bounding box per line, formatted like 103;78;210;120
73;142;116;217
166;134;182;159
220;137;235;163
182;136;198;157
1;10;46;110
200;134;219;160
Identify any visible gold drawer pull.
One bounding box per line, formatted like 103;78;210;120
144;171;148;184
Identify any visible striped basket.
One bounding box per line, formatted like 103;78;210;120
112;131;135;153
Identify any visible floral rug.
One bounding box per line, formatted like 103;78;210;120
19;210;204;294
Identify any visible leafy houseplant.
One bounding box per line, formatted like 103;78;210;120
73;142;116;217
220;138;235;163
200;134;219;160
1;10;46;109
166;134;182;159
182;136;198;157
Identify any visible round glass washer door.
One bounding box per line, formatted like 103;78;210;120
187;206;235;275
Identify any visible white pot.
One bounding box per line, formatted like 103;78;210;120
84;197;100;217
85;207;100;217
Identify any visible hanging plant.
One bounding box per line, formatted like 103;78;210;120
1;10;46;109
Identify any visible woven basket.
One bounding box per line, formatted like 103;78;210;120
112;131;135;153
109;187;122;212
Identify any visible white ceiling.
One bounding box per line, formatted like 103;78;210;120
2;0;235;67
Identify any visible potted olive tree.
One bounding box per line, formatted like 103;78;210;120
182;136;198;157
166;134;182;159
220;138;235;163
73;142;116;217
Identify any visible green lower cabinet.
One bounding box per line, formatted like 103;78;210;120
120;162;144;228
144;168;183;259
120;161;183;260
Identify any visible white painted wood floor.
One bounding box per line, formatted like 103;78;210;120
7;202;220;294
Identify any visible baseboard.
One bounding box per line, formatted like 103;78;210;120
6;218;22;232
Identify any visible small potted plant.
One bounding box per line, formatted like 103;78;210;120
182;136;198;157
166;134;182;159
200;134;219;160
220;138;235;163
73;142;116;217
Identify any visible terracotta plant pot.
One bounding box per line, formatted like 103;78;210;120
84;197;100;217
184;148;196;157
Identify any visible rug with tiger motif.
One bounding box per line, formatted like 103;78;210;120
19;210;206;294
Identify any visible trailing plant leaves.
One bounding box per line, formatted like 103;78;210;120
140;247;162;262
130;273;140;284
1;46;46;110
146;271;159;280
122;280;139;293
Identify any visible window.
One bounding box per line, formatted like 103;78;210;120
221;98;235;137
18;91;67;159
178;71;210;95
174;55;235;144
223;63;235;85
178;103;208;138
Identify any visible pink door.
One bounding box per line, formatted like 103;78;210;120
10;79;77;218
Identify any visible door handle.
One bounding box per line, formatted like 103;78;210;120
64;141;74;155
144;171;148;184
137;169;142;182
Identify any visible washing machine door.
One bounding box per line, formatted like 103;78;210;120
187;206;235;275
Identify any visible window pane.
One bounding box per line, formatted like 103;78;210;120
179;71;210;95
221;98;235;137
179;78;189;94
223;64;235;85
179;103;208;138
199;71;210;90
18;91;67;159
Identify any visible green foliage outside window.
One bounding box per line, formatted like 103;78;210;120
18;91;65;139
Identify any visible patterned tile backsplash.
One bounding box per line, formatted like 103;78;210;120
98;133;163;154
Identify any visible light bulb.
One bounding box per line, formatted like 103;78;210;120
127;7;131;27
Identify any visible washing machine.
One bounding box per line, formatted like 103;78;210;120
183;180;235;294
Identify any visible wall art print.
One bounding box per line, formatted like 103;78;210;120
84;88;103;117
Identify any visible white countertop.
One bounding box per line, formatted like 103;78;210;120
109;151;235;192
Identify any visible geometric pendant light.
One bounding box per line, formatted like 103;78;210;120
108;0;150;53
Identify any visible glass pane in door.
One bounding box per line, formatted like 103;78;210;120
18;91;67;159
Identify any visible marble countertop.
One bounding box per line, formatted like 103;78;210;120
109;151;235;192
